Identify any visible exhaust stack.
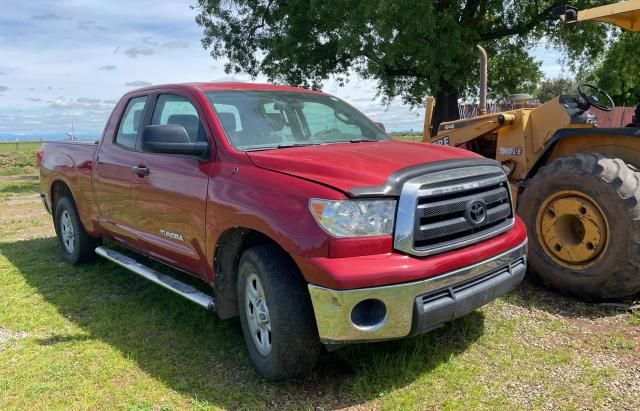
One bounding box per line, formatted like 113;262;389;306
477;45;488;115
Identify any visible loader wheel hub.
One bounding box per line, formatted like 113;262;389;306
537;191;609;268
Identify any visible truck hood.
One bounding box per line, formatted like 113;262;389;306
246;140;481;195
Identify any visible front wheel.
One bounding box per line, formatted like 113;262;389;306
519;153;640;300
54;196;101;264
237;244;322;380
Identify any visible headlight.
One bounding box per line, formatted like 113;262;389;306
309;199;396;238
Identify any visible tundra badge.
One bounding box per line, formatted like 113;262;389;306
160;229;184;241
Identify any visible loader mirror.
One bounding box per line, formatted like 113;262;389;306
553;5;578;22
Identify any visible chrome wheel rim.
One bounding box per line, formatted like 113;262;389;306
245;273;272;356
60;210;75;253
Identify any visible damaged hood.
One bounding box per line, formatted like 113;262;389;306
246;140;481;195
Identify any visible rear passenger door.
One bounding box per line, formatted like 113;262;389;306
94;95;149;247
129;93;212;276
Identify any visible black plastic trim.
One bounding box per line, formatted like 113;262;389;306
348;157;502;197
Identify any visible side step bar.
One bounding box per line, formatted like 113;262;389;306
95;246;216;312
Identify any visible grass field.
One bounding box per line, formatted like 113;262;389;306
0;142;42;176
0;177;638;410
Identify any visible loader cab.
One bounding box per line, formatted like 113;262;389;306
558;95;598;125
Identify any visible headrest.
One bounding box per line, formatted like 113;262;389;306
167;114;200;141
217;112;237;132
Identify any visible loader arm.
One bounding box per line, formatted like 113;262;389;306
430;113;515;147
555;0;640;32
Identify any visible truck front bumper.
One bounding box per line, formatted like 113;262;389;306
308;240;527;344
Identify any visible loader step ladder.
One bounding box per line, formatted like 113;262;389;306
95;246;216;312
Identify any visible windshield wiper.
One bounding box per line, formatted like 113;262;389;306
348;139;376;143
276;143;319;149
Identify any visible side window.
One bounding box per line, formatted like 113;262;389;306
116;96;147;149
302;102;362;137
152;94;204;143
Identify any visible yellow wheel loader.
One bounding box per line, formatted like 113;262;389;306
423;1;640;300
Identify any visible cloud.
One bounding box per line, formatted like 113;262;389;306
0;86;9;92
98;65;117;71
32;13;70;21
113;46;120;54
162;40;189;49
124;47;155;58
143;36;159;46
77;97;101;103
125;81;152;87
26;97;42;102
77;20;97;31
104;99;117;104
0;71;6;75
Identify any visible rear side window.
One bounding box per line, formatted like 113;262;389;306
151;94;205;142
116;96;147;149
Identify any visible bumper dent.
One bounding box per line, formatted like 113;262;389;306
308;240;527;344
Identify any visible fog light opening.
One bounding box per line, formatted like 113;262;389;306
350;299;387;331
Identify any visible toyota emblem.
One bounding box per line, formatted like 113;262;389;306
466;200;487;225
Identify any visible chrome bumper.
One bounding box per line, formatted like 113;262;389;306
308;240;527;344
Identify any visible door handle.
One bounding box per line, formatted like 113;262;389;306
132;165;149;177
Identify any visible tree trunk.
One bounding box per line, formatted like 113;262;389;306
431;83;460;136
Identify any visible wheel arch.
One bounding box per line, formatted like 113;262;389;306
50;179;75;211
213;227;302;320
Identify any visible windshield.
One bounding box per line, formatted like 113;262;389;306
206;90;389;151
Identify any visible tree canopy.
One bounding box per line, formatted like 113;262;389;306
535;76;579;103
195;0;614;126
589;31;640;107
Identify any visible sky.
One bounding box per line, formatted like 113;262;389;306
0;0;564;140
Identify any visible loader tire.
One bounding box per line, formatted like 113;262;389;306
519;152;640;300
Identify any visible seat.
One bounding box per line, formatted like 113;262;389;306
217;112;237;133
132;109;143;132
167;114;201;142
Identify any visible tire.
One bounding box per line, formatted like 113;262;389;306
237;244;322;379
519;152;640;300
53;196;101;264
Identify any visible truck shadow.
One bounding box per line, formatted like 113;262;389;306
0;237;485;409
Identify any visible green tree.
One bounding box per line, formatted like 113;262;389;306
590;31;640;106
535;76;578;103
195;0;612;128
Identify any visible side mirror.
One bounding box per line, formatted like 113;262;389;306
141;125;209;157
374;122;386;131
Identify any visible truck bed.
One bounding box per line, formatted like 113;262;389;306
39;140;99;232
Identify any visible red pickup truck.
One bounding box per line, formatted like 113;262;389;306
39;82;527;379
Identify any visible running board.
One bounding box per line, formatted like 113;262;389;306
95;246;216;312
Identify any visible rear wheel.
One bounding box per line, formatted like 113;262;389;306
54;196;101;264
237;244;322;379
519;153;640;300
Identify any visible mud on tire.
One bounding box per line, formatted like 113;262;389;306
519;152;640;300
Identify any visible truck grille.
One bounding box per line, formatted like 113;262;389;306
394;166;514;257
